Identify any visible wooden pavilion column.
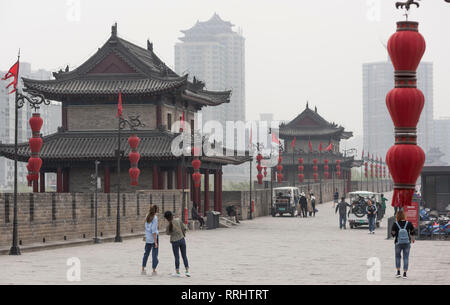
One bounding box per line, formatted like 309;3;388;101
218;169;223;214
152;165;159;190
39;171;45;193
204;169;210;216
214;170;219;211
57;167;63;193
167;170;173;190
33;179;38;193
176;164;182;189
63;169;69;193
104;166;110;193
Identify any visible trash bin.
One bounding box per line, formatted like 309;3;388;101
207;211;220;229
387;216;395;239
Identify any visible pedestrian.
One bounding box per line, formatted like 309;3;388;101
299;192;308;218
142;205;159;276
333;189;339;208
391;210;415;279
164;211;190;278
335;197;351;229
191;203;205;228
380;194;388;218
366;199;378;234
308;193;315;217
226;205;240;223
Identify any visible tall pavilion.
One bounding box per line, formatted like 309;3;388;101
278;103;356;193
0;24;249;213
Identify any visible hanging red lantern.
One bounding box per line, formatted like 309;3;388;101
263;167;267;177
277;165;283;172
385;20;426;207
336;171;341;179
298;158;304;165
364;162;368;178
257;173;264;184
324;172;329;180
386;145;425;207
128;134;141;186
28;113;43;182
298;165;304;172
256;153;263;184
313;173;319;182
256;154;263;162
129;168;141;186
277;173;283;183
370;163;374;178
298;173;304;183
192;159;201;170
29;113;43;134
192;172;202;188
388;21;426;73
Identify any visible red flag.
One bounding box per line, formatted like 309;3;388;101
180;111;184;132
117;91;123;117
319;142;323;153
291;137;296;148
272;133;279;145
326;143;333;152
2;61;19;94
308;141;313;152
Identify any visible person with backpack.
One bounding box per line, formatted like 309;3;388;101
164;211;190;278
391;210;415;279
366;199;378;234
335;197;351;229
142;205;159;276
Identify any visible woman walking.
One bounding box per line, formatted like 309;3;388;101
164;211;190;277
308;193;316;217
391;210;415;279
142;205;159;276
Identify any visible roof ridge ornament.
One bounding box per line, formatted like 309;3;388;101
111;23;118;37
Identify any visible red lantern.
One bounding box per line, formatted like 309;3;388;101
298;165;304;172
29;137;43;154
129;168;141;186
386;88;424;128
277;173;283;183
257;173;264;184
28;157;42;175
313;166;318;172
256;154;263;162
313;159;318;165
277;165;283;172
192;159;201;170
263;167;267;177
324;172;329;180
364;162;368;178
128;134;140;150
388;21;426;73
298;174;304;183
128;151;140;165
298;158;304;165
29;113;43;134
192;172;202;188
278;156;283;164
256;163;263;173
386;145;425;207
128;134;141;186
313;173;319;182
336;171;341;179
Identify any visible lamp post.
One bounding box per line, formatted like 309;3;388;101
93;160;100;244
115;113;145;243
8;87;49;256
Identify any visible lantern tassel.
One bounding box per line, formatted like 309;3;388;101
392;189;415;208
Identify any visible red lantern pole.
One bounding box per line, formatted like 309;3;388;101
298;157;304;183
313;158;318;182
277;151;283;183
386;17;426;208
192;147;202;211
128;134;141;186
28;113;43;192
324;159;329;180
256;153;263;185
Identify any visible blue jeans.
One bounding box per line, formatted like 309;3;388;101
142;237;159;269
339;213;347;229
368;216;376;232
171;238;189;270
395;243;411;271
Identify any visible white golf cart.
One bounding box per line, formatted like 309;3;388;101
272;187;300;217
348;191;383;229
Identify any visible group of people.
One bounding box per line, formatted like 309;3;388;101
298;191;316;217
141;205;191;278
334;192;415;279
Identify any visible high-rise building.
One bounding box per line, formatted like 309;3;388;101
0;63;61;190
362;60;433;159
175;13;245;129
175;14;247;182
432;117;450;165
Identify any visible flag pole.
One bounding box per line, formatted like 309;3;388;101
10;50;21;255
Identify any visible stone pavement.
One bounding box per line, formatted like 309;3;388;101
0;193;449;285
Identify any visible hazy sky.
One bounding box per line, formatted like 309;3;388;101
1;0;449;137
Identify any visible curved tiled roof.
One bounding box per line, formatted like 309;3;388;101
0;130;249;166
